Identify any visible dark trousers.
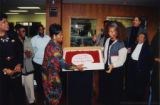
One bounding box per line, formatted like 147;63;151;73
99;68;123;105
0;75;25;105
151;62;159;105
32;61;45;104
126;60;149;104
98;70;108;103
32;61;43;92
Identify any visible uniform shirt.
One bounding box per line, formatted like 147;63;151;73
0;33;23;76
31;34;50;65
131;43;143;61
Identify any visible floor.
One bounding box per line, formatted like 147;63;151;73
25;71;151;105
26;87;149;105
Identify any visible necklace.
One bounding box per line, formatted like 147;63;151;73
0;37;10;42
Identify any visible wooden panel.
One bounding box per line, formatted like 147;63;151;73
46;0;62;35
62;4;158;47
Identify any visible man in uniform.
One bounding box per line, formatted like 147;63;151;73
0;13;25;105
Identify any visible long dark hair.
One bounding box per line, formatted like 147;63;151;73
107;21;128;42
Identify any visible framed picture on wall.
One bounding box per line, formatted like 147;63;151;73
107;16;147;29
62;47;104;71
107;16;133;28
70;18;97;47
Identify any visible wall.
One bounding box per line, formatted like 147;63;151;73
62;4;158;47
7;14;46;30
46;0;62;35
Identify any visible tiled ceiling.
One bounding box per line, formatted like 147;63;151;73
1;0;46;14
63;0;160;6
0;0;159;14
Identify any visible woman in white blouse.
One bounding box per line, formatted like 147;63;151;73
102;21;127;105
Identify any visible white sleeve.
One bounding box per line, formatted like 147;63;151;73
31;37;36;54
28;40;34;57
112;48;127;68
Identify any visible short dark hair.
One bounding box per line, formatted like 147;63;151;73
138;32;147;39
37;24;44;30
133;16;142;22
0;13;7;21
15;24;25;31
133;16;145;28
49;24;62;38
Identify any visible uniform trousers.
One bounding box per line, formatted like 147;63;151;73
0;75;25;105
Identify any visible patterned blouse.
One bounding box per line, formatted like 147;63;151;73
42;40;76;105
42;41;76;72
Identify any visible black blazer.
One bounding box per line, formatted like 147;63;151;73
0;32;23;76
129;42;152;72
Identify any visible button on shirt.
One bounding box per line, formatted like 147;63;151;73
31;35;51;65
131;43;143;61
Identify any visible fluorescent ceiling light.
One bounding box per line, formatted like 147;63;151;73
5;12;19;14
34;13;46;14
9;10;28;12
17;7;40;9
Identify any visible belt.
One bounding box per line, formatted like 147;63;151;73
6;56;14;61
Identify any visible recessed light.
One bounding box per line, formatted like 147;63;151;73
34;13;46;14
9;10;28;12
17;7;40;9
5;13;19;14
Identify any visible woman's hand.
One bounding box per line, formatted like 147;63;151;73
14;64;22;73
25;50;32;58
106;64;114;73
3;68;14;76
155;58;160;62
127;48;131;53
76;64;86;71
92;35;97;42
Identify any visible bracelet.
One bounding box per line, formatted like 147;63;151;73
4;71;7;75
3;68;7;75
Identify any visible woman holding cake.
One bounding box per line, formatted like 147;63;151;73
103;21;128;105
41;24;84;105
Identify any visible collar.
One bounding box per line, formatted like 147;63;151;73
37;34;48;38
108;38;118;46
50;40;61;48
137;43;143;46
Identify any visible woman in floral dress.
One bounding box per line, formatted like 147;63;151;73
42;24;84;105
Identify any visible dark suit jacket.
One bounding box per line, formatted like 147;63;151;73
129;42;152;72
126;26;148;47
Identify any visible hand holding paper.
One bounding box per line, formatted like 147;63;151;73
76;64;86;71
